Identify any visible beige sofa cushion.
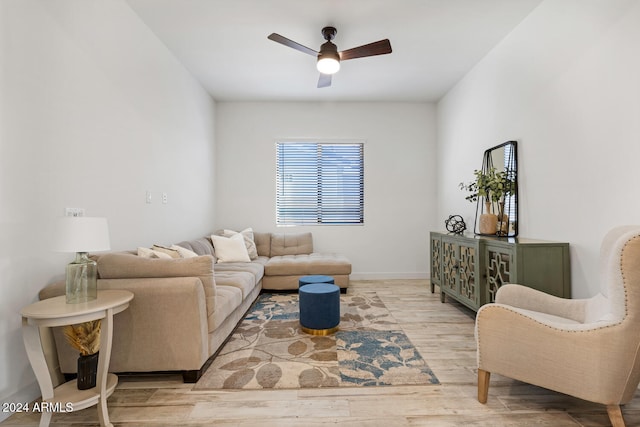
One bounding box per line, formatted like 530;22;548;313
211;286;243;330
254;232;272;257
215;271;258;300
270;232;313;256
265;253;352;276
213;258;267;284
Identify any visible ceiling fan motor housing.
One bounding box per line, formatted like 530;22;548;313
321;26;337;41
318;41;339;61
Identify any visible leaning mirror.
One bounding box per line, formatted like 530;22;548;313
473;141;518;237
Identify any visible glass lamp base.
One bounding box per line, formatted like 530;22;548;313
66;252;97;304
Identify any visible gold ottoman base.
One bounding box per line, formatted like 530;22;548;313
300;324;339;336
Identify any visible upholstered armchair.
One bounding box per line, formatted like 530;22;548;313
475;226;640;427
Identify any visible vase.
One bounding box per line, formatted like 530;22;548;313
77;352;99;390
66;252;98;304
496;202;509;235
479;213;498;234
479;201;498;234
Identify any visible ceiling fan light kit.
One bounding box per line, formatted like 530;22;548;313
317;55;340;75
268;26;392;88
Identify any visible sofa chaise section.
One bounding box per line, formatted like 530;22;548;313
255;232;351;290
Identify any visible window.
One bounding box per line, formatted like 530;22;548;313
276;141;364;225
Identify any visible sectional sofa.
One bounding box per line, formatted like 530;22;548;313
39;231;351;382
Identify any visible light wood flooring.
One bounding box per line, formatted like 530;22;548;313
4;279;640;426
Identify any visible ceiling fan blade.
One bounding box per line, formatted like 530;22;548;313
317;73;332;88
268;33;318;56
339;39;392;61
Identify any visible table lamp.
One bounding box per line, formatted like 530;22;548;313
53;217;110;303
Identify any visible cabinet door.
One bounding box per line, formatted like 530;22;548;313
457;242;480;308
442;237;480;310
516;244;571;298
429;234;442;292
485;245;513;304
441;239;458;295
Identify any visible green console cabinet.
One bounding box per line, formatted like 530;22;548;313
429;231;571;312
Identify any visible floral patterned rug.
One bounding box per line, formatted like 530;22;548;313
194;292;439;390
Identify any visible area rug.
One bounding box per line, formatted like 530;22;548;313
194;292;439;390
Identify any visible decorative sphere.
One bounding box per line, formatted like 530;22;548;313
445;215;466;234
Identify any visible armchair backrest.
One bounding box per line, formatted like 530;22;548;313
611;226;640;403
587;226;640;324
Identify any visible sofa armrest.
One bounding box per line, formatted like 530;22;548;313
101;277;209;372
97;252;214;279
96;252;216;318
42;276;210;373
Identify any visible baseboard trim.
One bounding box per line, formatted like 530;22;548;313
0;381;41;422
350;272;429;280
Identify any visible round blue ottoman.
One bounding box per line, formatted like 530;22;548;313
298;275;335;288
299;283;340;335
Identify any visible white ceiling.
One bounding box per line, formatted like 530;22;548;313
126;0;542;102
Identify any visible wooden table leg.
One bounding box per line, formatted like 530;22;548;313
22;318;54;427
96;308;114;427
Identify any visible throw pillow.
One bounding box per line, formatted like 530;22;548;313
152;245;181;259
211;233;251;263
137;247;172;259
170;244;199;258
222;227;258;260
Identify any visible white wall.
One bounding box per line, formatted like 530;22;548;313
0;0;216;416
437;0;640;298
215;102;437;278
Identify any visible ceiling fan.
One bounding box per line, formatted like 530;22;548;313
267;27;392;88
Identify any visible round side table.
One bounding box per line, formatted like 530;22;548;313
21;289;133;427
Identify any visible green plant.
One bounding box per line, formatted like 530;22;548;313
63;320;101;356
460;167;516;209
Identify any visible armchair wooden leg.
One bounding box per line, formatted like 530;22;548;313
606;404;625;427
478;369;490;404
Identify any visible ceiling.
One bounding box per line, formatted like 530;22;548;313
125;0;542;102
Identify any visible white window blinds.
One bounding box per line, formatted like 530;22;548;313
276;142;364;225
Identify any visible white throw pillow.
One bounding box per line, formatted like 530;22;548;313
170;244;199;258
137;247;172;259
222;228;258;260
211;233;251;263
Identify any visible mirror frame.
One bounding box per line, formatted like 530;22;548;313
474;141;518;237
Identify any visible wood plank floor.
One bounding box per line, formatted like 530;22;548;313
4;279;640;426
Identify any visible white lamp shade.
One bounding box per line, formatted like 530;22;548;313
317;57;340;75
53;217;111;253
